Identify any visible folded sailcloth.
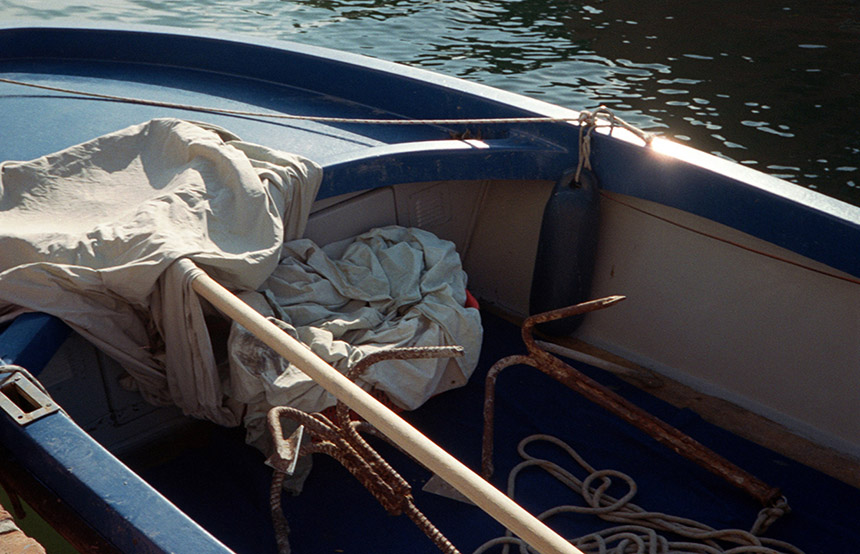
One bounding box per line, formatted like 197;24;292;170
0;118;482;433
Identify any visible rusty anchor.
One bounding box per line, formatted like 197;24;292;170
481;295;786;510
267;345;465;554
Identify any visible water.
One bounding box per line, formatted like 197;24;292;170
2;0;859;206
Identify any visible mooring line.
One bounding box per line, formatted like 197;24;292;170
0;75;647;137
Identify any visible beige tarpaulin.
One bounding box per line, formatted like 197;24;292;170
0;118;322;425
0;118;482;436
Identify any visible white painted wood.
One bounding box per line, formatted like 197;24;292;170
578;192;860;457
462;179;553;315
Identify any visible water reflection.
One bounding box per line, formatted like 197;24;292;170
545;0;860;204
1;0;858;204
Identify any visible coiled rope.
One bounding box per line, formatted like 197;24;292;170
474;434;803;554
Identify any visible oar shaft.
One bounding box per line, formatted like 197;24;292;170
182;260;581;554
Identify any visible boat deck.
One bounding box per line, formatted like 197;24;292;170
120;312;860;554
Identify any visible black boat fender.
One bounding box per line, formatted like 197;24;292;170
529;167;601;336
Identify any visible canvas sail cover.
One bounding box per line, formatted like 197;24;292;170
229;226;483;446
0;118;482;433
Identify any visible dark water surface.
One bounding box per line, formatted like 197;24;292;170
3;0;859;205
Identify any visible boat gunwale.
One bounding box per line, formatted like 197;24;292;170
0;22;858;280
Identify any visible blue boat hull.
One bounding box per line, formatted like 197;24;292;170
1;24;859;554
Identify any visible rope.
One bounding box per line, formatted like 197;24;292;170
0;76;573;125
22;67;834;287
575;107;654;183
474;434;804;554
0;76;653;135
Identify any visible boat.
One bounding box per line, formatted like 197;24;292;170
1;23;859;554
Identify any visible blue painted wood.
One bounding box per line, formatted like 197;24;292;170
0;313;70;375
588;132;860;278
0;408;236;554
1;24;857;278
319;136;569;198
0;312;234;554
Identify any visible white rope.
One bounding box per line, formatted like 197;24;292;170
574;107;654;183
473;434;804;554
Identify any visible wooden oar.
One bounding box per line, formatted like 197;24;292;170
180;259;582;554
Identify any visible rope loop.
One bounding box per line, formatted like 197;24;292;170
751;496;791;536
574;106;655;184
476;434;804;554
581;469;637;514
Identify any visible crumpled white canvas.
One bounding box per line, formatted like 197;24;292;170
228;226;483;447
0;118;322;426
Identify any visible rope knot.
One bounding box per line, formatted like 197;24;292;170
574;106;655;184
751;496;791;536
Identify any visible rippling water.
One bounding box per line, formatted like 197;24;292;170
2;0;859;206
